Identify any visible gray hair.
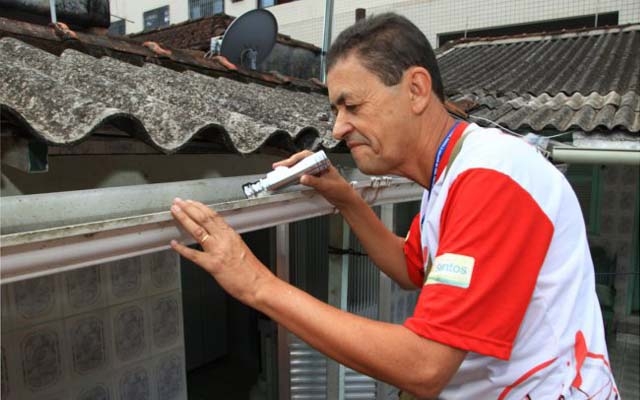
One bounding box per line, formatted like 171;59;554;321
326;12;444;102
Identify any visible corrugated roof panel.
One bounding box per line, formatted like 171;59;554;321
0;36;338;153
441;25;640;133
441;27;640;97
0;60;121;143
454;91;640;133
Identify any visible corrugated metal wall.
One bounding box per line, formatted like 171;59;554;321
289;216;330;399
344;221;381;399
289;335;327;400
290;216;330;303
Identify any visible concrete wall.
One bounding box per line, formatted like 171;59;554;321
0;250;186;400
0;153;279;196
0;152;356;196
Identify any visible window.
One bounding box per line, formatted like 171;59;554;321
189;0;224;20
143;6;170;32
108;19;126;36
566;164;602;234
258;0;297;8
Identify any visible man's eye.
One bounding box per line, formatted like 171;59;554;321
345;104;358;112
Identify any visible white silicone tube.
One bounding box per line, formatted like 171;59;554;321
243;150;330;198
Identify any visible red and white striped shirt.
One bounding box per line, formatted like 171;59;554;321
403;123;618;399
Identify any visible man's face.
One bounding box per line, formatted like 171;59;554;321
327;55;414;175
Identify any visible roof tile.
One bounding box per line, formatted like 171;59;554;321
0;18;338;154
441;25;640;133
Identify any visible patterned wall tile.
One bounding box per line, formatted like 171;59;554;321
600;213;615;234
620;165;637;185
589;164;639;316
147;251;180;296
8;274;63;329
62;265;107;317
15;320;69;399
114;360;154;400
2;251;187;400
71;375;114;400
153;348;187;400
617;215;634;234
105;257;146;306
64;310;112;379
1;334;19;400
28;389;70;400
110;299;150;367
149;291;183;353
1;344;8;399
1;286;14;333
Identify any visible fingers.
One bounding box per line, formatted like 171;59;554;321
170;199;214;247
170;239;205;265
272;150;314;168
181;199;231;236
300;165;342;189
299;166;357;209
184;199;220;222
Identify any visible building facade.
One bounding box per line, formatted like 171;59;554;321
111;0;640;47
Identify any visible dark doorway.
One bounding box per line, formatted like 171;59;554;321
180;228;277;399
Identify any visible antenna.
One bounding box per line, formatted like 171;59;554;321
218;9;278;70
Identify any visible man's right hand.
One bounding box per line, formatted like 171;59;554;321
273;150;358;210
275;151;415;289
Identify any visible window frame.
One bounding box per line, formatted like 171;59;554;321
143;5;170;32
258;0;296;8
108;19;126;36
188;0;225;20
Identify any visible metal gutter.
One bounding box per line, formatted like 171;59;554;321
551;146;640;165
0;171;422;283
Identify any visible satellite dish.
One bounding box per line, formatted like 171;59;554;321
219;9;278;70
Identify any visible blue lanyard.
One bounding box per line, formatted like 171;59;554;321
429;120;460;195
422;120;461;231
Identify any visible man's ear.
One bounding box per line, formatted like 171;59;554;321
407;67;432;114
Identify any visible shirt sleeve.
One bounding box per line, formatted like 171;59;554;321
404;168;554;360
403;213;425;288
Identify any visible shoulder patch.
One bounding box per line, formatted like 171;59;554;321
425;253;475;288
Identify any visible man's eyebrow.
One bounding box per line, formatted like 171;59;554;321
330;93;347;109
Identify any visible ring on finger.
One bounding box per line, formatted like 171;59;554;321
200;233;210;244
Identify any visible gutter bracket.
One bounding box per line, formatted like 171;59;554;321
361;176;392;204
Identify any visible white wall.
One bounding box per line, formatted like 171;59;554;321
224;0;256;17
110;0;189;34
111;0;640;48
268;0;640;47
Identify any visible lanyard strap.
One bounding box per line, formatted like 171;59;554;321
420;121;469;284
429;120;460;195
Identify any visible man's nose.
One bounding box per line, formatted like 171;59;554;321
332;112;353;140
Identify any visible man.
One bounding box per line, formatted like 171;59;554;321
170;13;618;399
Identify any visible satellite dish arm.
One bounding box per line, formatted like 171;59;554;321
241;48;258;70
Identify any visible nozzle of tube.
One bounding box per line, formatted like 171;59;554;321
243;151;330;198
